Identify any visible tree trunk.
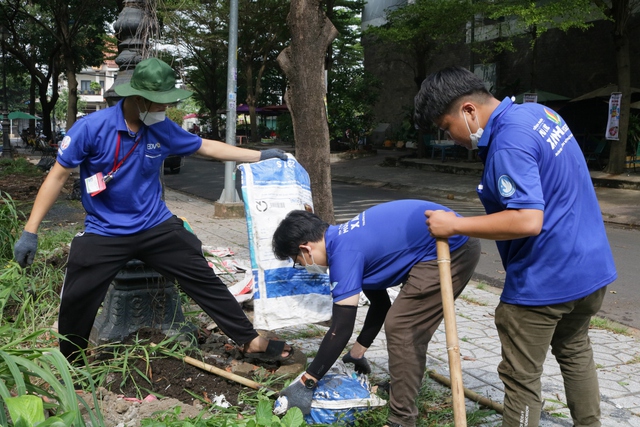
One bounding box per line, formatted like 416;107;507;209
38;77;57;143
604;0;630;175
277;0;338;224
65;67;79;131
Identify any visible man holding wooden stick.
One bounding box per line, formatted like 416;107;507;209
416;66;617;427
271;200;480;427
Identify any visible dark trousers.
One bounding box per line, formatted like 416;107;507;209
385;238;481;427
496;286;607;427
59;216;258;362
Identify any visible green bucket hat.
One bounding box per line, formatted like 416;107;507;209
114;58;192;104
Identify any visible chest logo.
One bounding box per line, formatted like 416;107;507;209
498;175;516;197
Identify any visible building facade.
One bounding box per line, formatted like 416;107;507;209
362;1;640;146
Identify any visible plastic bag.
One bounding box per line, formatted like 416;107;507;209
274;361;387;425
238;155;332;330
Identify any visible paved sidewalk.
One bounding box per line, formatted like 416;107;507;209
164;186;640;427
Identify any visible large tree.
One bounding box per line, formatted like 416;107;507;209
278;0;339;223
0;0;115;140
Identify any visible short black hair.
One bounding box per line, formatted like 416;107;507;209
414;66;491;130
272;210;329;260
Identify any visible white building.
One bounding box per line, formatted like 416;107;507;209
75;58;119;115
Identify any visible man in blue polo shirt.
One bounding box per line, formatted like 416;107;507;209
13;58;292;364
271;200;480;427
416;66;617;427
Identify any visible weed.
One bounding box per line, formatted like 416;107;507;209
589;316;630;336
626;354;640;365
475;282;487;291
0;193;22;260
0;158;44;177
459;295;487;306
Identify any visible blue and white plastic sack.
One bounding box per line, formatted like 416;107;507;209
274;361;387;424
238;155;332;330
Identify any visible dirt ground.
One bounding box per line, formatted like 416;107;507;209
78;327;289;426
1;161;298;426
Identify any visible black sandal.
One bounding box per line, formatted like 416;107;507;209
243;340;294;363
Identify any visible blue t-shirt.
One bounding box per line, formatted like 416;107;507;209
56;100;202;236
476;98;617;305
325;200;469;302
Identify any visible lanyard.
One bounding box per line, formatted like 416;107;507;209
106;132;142;182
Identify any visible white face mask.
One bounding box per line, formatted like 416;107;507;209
138;101;166;126
302;252;329;275
463;111;484;150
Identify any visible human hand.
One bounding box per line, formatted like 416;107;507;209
279;378;314;415
259;148;288;161
14;231;38;268
425;210;458;238
342;351;371;374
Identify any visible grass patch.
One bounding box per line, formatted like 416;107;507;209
0;158;44;177
459;295;487;306
589;316;630;336
475;282;487;291
626;354;640;365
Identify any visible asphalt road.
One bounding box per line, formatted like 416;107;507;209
164;156;640;331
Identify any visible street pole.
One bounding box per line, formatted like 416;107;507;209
219;0;239;203
1;26;11;159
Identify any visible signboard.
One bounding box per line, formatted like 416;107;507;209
606;92;622;140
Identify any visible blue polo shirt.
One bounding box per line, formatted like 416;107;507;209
477;98;617;305
325;200;469;302
56;100;202;236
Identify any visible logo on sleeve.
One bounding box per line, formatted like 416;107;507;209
498;175;516;197
60;135;71;151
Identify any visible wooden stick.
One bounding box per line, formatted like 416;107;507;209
150;343;279;396
436;238;467;426
428;370;504;414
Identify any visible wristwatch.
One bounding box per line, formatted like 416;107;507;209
301;373;317;389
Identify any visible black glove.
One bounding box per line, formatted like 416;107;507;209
259;148;287;161
14;231;38;268
279;379;314;415
342;351;372;375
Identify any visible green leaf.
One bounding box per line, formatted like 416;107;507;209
4;395;45;425
280;407;304;427
255;399;274;425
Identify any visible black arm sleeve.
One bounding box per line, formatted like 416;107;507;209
306;304;358;380
357;289;392;348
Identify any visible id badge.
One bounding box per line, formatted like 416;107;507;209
85;172;107;197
